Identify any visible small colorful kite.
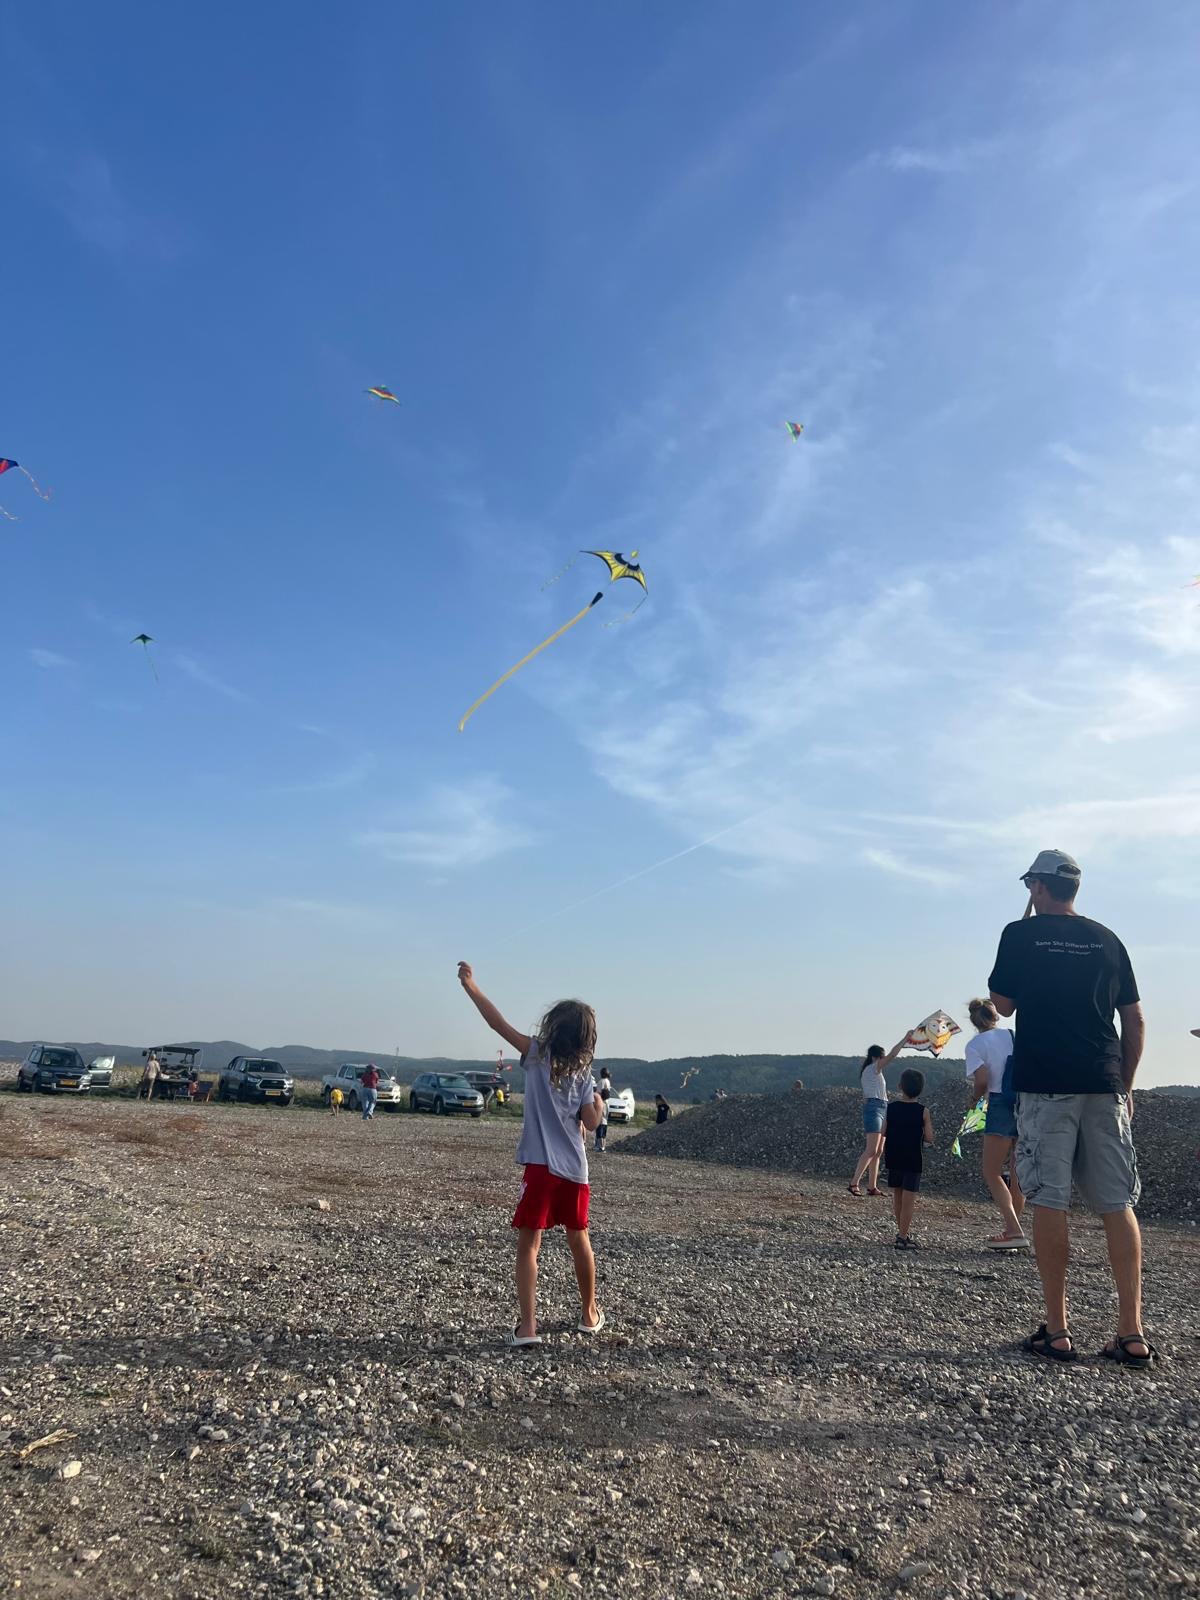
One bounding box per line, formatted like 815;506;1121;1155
680;1065;701;1088
0;457;52;520
951;1098;987;1159
459;551;648;731
904;1010;962;1057
365;386;401;405
784;422;804;442
131;634;159;682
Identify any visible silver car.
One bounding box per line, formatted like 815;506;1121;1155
408;1072;485;1117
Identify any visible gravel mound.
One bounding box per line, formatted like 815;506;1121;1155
617;1085;1200;1221
2;1096;1198;1600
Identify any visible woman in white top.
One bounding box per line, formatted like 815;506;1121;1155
848;1036;909;1197
964;998;1027;1250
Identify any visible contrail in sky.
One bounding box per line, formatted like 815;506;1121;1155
511;806;773;936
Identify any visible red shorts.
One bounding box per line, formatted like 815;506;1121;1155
512;1164;590;1232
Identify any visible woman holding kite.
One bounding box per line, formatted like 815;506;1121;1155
848;1035;910;1197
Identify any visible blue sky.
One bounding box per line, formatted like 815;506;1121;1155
3;2;1199;1081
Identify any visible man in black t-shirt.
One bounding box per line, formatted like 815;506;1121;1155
988;849;1152;1367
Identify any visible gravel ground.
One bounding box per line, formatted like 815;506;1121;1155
621;1087;1200;1222
1;1093;1198;1600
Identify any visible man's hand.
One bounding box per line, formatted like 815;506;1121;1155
457;961;476;991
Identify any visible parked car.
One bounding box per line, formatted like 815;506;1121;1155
605;1087;637;1124
217;1056;294;1106
408;1072;485;1117
459;1070;510;1108
320;1061;405;1112
17;1045;114;1095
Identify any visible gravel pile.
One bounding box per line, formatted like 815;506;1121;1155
618;1086;1200;1221
1;1094;1198;1600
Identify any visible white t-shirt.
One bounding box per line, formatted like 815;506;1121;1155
861;1063;887;1101
516;1039;596;1184
964;1028;1015;1095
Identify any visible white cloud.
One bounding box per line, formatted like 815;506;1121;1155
861;847;957;891
272;755;375;795
174;654;252;704
30;648;70;669
358;778;534;871
877;139;998;175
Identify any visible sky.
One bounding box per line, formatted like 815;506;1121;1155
3;1;1199;1083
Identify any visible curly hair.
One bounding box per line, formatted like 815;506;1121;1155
537;999;597;1086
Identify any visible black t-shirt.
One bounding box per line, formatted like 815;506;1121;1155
656;1103;670;1123
884;1100;924;1174
987;914;1139;1094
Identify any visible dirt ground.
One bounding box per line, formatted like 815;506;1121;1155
1;1094;1197;1600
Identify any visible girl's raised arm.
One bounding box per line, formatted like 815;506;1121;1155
457;962;532;1056
882;1035;910;1067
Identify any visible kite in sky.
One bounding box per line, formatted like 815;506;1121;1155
680;1065;701;1088
903;1010;962;1056
365;386;401;404
131;634;159;682
0;457;52;520
458;550;648;731
784;422;804;442
951;1098;987;1159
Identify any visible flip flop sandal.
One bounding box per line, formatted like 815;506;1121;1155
1023;1323;1078;1363
847;1184;863;1197
577;1308;606;1335
508;1326;543;1348
1101;1334;1158;1369
985;1234;1030;1250
866;1187;884;1196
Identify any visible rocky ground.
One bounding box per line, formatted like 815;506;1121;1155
1;1091;1197;1600
624;1085;1200;1222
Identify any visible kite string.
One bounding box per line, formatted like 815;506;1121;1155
540;553;580;591
0;503;16;521
458;593;603;732
19;466;51;500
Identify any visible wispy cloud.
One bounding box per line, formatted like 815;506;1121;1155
272;755;376;795
861;847;957;891
358;777;534;871
173;654;253;704
876;139;999;175
25;144;181;261
30;648;71;669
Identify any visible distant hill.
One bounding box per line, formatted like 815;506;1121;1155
0;1040;970;1098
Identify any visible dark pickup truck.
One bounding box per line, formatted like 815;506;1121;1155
216;1056;294;1106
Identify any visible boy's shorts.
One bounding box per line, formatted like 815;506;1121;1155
1016;1092;1140;1214
886;1169;921;1192
512;1164;590;1232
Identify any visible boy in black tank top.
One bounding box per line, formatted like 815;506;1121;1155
884;1068;935;1249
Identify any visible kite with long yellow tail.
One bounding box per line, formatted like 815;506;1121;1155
459;550;648;731
458;592;604;731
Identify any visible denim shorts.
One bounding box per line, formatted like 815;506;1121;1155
1016;1092;1140;1214
862;1097;887;1134
984;1091;1018;1140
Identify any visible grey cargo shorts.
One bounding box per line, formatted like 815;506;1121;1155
1016;1092;1140;1213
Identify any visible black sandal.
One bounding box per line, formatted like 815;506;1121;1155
1023;1323;1078;1363
1101;1334;1158;1369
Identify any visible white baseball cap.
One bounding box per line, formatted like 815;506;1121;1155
1021;848;1082;882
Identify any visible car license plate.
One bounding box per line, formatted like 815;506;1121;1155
60;1079;78;1088
266;1089;281;1096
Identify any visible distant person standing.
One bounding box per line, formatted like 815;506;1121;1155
360;1062;380;1122
848;1036;909;1197
140;1051;160;1103
989;850;1152;1366
595;1067;612;1152
964;998;1026;1250
654;1094;671;1124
